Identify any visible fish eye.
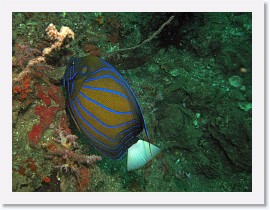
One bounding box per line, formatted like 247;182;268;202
67;57;76;66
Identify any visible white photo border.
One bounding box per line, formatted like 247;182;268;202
0;0;264;205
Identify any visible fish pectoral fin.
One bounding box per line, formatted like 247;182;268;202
127;140;161;171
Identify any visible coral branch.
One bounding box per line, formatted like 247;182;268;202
105;15;175;57
13;23;74;84
54;125;78;149
47;145;102;166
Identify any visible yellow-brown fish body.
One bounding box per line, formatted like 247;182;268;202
63;55;148;159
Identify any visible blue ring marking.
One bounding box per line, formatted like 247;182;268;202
91;68;124;86
73;100;141;143
82;85;128;100
91;67;112;75
100;58;117;70
71;82;74;95
64;58;76;87
65;64;78;95
85;125;140;156
66;71;78;91
73;98;141;158
113;124;142;144
70;64;75;78
84;75;124;86
99;130;139;159
92;67;120;76
79;92;132;115
75;97;139;128
93;136;137;160
67;81;72;96
68;72;78;96
100;58;150;139
65;70;78;96
73;100;113;141
66;65;77;81
69;71;78;81
72;101;140;151
81;66;88;75
85;126;139;159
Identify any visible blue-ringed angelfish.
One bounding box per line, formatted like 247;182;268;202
63;55;160;171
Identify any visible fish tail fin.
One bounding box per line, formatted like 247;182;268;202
127;140;161;171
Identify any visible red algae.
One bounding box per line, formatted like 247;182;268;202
37;90;51;106
47;142;58;153
18;167;26;176
12;74;32;101
26;158;37;172
76;167;89;192
28;124;43;145
42;176;51;183
34;105;58;128
48;85;65;107
28;106;58;146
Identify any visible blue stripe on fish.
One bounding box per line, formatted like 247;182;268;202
91;135;138;159
73;102;141;152
72;100;115;141
66;71;78;96
79;92;133;115
84;75;124;85
73;99;140;143
91;67;112;74
100;59;151;139
75;97;139;128
63;55;147;159
81;122;141;159
93;136;137;160
100;58;116;69
71;82;74;95
92;68;120;76
82;85;128;100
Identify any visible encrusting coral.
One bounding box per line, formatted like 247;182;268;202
12;23;102;192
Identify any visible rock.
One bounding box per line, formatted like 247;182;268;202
228;75;242;88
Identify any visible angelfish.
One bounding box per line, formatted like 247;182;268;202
63;55;160;171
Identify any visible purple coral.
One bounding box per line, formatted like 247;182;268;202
54;125;78;148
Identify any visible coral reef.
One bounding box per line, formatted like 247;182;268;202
12;23;102;192
13;23;74;85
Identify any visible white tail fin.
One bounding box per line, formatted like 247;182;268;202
127;140;161;171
